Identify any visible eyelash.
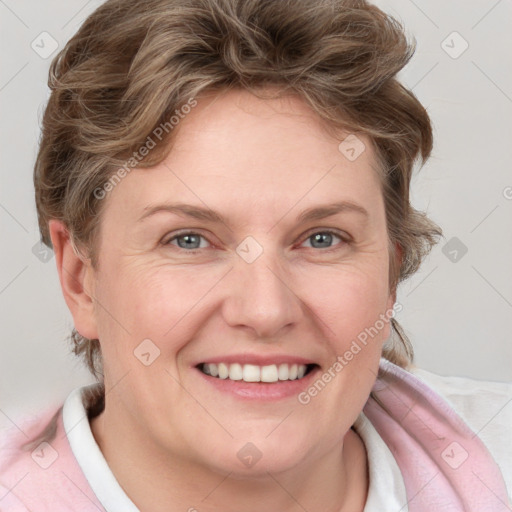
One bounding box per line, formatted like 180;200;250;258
161;229;351;254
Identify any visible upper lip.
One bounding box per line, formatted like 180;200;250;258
193;354;318;367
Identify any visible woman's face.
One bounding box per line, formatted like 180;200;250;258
83;89;397;475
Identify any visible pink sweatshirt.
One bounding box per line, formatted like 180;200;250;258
0;359;510;511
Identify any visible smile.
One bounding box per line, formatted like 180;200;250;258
199;362;316;383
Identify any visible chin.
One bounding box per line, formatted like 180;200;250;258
196;430;314;478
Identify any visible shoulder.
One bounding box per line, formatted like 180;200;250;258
0;401;104;511
409;365;512;495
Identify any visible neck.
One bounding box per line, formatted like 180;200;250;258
90;407;368;512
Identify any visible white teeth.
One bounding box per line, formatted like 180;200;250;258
229;363;243;380
218;362;229;379
278;363;289;380
201;362;310;382
242;364;260;382
261;365;278;383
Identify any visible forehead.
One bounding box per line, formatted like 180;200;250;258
169;88;378;171
105;88;383;223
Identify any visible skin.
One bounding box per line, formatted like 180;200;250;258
50;88;399;512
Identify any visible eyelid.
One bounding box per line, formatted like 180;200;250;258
299;227;351;243
297;228;351;251
161;229;214;248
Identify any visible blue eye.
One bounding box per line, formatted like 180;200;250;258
167;232;209;251
163;229;348;254
301;230;345;250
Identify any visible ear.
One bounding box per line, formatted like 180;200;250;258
49;220;99;340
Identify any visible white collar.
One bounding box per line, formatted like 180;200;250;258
353;411;408;511
63;384;407;511
62;385;140;512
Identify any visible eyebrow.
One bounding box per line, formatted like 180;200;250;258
137;201;369;226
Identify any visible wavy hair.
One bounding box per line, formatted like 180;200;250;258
34;0;442;380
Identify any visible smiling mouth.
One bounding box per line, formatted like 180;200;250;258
198;362;318;383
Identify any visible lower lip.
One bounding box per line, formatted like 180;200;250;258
195;366;321;401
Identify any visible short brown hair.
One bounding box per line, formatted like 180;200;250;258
34;0;442;380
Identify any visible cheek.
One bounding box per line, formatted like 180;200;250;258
300;262;391;345
93;262;225;351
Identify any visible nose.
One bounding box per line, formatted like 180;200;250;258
221;244;303;340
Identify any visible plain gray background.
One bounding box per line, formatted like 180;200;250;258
1;0;511;421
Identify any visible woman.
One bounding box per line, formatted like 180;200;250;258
0;0;510;510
